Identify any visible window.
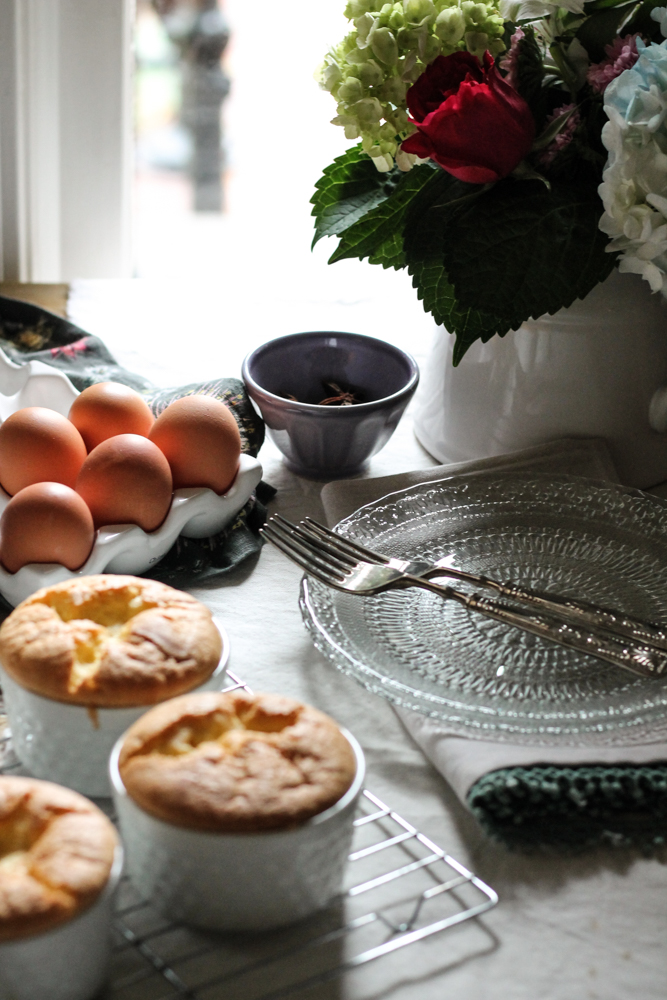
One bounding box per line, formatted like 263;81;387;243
0;0;132;281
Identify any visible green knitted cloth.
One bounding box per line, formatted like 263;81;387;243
468;763;667;851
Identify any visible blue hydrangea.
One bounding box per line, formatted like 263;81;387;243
599;39;667;294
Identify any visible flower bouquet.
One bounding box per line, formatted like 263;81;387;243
313;0;667;363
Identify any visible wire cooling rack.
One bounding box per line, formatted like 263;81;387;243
0;670;498;1000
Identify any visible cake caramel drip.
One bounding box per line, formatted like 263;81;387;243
0;777;118;942
0;575;222;707
118;691;357;833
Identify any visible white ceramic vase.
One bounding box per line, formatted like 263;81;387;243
413;270;667;488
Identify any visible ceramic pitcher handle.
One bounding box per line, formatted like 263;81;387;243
649;384;667;433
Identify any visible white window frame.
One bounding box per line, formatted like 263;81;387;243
0;0;133;281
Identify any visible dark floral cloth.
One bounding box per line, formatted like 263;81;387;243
0;294;274;609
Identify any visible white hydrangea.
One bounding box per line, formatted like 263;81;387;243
651;6;667;39
598;39;667;294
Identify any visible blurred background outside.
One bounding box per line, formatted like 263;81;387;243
71;0;434;395
132;0;348;280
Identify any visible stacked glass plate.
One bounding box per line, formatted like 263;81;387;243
300;473;667;745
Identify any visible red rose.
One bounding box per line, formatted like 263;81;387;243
401;52;535;184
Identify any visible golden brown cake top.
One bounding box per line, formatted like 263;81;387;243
0;575;222;707
118;691;357;833
0;777;118;942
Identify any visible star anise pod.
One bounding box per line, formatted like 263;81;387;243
318;382;361;406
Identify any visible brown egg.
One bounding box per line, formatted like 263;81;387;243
69;382;155;451
149;395;242;494
0;407;87;496
0;482;95;573
76;434;173;532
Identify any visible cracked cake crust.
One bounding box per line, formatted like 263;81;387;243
0;575;222;707
118;691;357;833
0;777;118;942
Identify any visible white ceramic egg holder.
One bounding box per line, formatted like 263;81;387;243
0;348;263;606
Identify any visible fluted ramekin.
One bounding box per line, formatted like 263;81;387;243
0;844;123;1000
110;728;365;931
0;621;230;797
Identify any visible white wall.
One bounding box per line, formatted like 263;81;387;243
0;0;133;281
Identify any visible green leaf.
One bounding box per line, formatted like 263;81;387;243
511;161;551;187
576;2;638;61
327;161;442;264
502;20;517;51
513;27;544;111
310;145;403;247
410;256;515;364
401;174;516;363
315;153;618;364
623;0;664;43
439;177;618;322
368;232;406;269
584;0;636;12
532;106;577;152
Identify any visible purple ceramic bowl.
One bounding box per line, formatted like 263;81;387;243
242;331;419;478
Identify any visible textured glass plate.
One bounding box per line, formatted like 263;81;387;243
299;473;667;745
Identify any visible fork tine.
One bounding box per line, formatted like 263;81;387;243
273;514;359;569
269;518;356;577
301;517;388;565
265;517;352;577
261;524;343;587
271;514;358;569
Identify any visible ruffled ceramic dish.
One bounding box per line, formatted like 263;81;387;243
0;348;262;606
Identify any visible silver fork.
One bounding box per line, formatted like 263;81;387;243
261;516;667;679
295;516;667;653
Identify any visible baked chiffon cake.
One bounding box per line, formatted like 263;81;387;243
0;777;118;942
118;691;357;832
0;575;221;706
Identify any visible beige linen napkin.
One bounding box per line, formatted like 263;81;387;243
321;437;620;526
320;438;667;836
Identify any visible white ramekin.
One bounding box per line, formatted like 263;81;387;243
0;621;230;797
0;844;123;1000
110;729;365;931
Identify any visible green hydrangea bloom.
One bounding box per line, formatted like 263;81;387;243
317;0;506;171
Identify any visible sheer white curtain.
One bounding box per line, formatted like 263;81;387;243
0;0;133;281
